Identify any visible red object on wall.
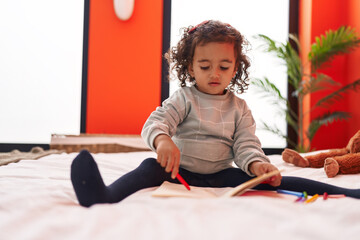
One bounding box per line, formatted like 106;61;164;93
299;0;360;150
86;0;163;134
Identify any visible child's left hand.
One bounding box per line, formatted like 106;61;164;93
249;161;282;186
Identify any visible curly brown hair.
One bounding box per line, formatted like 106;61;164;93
165;20;251;94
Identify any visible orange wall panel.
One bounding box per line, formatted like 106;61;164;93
300;0;360;150
299;0;312;148
86;0;163;134
310;0;348;150
347;0;360;140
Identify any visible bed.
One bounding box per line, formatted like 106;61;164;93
1;139;360;240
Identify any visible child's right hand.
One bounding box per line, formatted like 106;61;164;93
154;134;180;179
249;161;282;187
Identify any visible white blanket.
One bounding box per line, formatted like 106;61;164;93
1;151;360;240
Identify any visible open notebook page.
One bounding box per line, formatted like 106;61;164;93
151;181;231;198
152;169;281;198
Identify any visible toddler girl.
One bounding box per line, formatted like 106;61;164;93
71;20;360;207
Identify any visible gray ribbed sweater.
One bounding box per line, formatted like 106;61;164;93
141;86;269;176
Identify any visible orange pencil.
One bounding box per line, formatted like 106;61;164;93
305;194;319;203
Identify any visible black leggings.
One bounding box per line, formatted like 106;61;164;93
70;150;360;207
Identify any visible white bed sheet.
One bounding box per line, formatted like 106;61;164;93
1;151;360;240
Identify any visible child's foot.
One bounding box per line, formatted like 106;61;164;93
281;148;309;167
71;150;108;207
324;158;339;178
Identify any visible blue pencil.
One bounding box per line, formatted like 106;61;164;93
277;189;304;198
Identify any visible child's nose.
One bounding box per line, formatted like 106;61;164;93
211;69;220;79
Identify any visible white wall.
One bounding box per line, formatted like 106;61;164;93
0;0;84;144
170;0;289;148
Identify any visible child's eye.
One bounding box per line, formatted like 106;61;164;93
200;66;210;70
220;66;230;70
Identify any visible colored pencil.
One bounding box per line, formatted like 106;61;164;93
176;173;191;191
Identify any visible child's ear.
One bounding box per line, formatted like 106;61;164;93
232;68;237;78
188;64;195;78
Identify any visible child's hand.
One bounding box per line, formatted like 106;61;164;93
154;134;180;179
249;161;282;187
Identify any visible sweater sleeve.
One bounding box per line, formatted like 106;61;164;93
232;100;270;176
141;89;188;151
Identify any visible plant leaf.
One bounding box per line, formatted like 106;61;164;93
285;111;298;133
260;121;297;148
307;111;351;140
261;122;286;138
315;79;360;108
284;40;302;88
299;73;340;95
309;26;360;70
255;34;302;89
251;77;287;103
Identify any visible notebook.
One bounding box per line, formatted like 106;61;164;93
152;169;281;198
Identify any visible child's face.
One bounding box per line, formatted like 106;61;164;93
188;42;237;95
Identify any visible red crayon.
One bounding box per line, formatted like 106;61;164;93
323;192;328;200
176;173;191;191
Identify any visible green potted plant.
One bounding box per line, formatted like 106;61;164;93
252;26;360;152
